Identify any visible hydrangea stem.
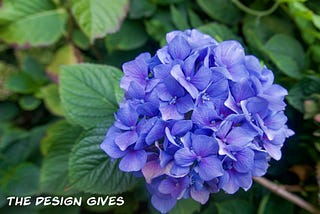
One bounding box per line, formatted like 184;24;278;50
231;0;280;17
253;177;320;214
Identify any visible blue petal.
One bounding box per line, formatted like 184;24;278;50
115;131;138;151
198;156;224;181
191;66;212;90
192;134;219;156
119;150;147;172
233;148;254;173
168;35;191;60
171;120;193;136
160;104;184;121
174;148;196;167
142;160;164;183
151;194;177;214
190;187;210;204
146;120;165;144
176;95;194;113
226;123;258;147
100;127;126;158
171;65;199;99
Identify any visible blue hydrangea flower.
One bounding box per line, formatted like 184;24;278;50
100;29;294;213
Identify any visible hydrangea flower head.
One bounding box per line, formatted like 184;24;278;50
101;29;294;213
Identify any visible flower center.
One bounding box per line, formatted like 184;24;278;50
169;96;177;105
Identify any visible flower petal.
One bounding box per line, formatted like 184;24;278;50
115;131;138;151
198;156;224;180
119;150;147;172
174;148;196;167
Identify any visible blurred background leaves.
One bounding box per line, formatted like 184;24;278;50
0;0;320;213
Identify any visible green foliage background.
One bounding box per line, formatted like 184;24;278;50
0;0;320;213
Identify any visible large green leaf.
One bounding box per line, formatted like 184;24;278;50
105;20;148;51
216;199;254;214
0;0;67;46
70;0;129;43
197;0;242;25
60;64;123;129
263;34;305;79
169;199;201;214
258;194;294;214
0;163;40;196
40;120;82;195
198;23;241;42
68;122;137;194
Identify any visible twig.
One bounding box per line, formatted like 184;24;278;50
253;177;320;214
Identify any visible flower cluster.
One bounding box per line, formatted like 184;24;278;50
101;29;294;213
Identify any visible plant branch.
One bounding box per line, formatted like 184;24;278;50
231;0;280;17
253;177;320;214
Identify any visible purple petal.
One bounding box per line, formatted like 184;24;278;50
230;80;256;103
226;123;258;147
146;120;165;144
174;148;196;167
233;148;255;173
126;81;145;100
142;160;164;183
190;187;210;204
119;150;147;172
121;53;150;89
192;134;219;156
176;95;194;113
198;156;224;180
252;151;268;176
116;104;139;127
168;35;191;60
214;41;245;67
157;46;172;64
154;64;172;79
171;120;193;136
160;104;184;121
171;65;199;99
170;164;190;177
151;194;177;214
191;66;212;90
264;111;287;130
264;142;282;160
115;131;138;151
100;127;126;158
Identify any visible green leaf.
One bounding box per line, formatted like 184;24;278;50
188;9;203;28
0;0;67;46
242;16;294;52
46;44;81;83
71;29;90;50
170;5;190;30
60;64;123;129
22;56;49;85
197;0;242;25
145;10;175;45
312;14;320;29
1;126;46;166
287;76;320;112
258;194;294;214
40;84;64;116
0;191;6;208
129;0;156;19
198;22;241;42
70;0;129;43
40;206;80;214
0;163;40;196
5;72;40;94
216;199;254;214
0;102;19;122
154;0;184;5
40;120;82;195
19;95;41;111
68;122;137;194
263;34;305;79
169;199;201;214
105;20;148;51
